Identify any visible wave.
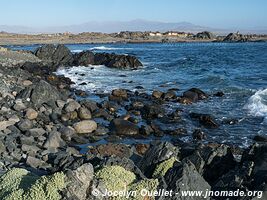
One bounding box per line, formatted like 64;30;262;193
244;88;267;121
71;50;83;53
70;46;133;53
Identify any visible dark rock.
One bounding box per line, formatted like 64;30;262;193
94;52;143;69
242;143;267;187
90;143;132;158
109;118;139;136
253;135;267;142
223;32;249;42
34;44;74;66
31;80;62;106
73;50;95;66
98;157;145;179
165;160;211;200
63;163;94;200
17;119;33;132
111;88;128;99
201;144;236;184
141;103;165;119
139;124;154;136
195;31;215;39
214;91;225;97
138;141;179;177
183;88;208;102
189;113;219;128
192;129;206;140
163;90;176;100
152;90;163;99
43;131;66;150
73;51;143;69
64;100;81;112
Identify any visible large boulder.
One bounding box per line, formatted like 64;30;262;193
34;44;74;66
63;163;94;200
195;31;215;40
189;113;219;128
223;32;249;42
165;160;211;200
30;80;62;106
241;143;267;187
138;141;179;177
73;50;95;66
73;51;143;69
109;118;139;136
183;88;208;102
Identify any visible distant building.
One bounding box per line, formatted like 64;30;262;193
163;31;189;37
149;32;162;36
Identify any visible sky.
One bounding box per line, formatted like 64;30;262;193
0;0;266;29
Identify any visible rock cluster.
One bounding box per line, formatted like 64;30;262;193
0;46;266;200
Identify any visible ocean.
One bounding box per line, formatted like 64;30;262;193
10;42;267;147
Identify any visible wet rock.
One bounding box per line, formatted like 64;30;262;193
190;113;219;128
135;144;150;155
152;90;163;99
138;141;179;177
34;44;74;67
80;99;98;112
63;163;94;200
25;108;38;120
109;118;139;136
253;135;267;142
183;88;208;102
141;103;165;119
165;160;211;200
73;120;97;134
73;50;95;66
94;52;143;69
139;124;154;136
78;107;92;120
111;88;128;99
192;129;206;140
214;91;225;97
163;90;176;100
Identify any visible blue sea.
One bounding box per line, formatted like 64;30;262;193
10;42;267;147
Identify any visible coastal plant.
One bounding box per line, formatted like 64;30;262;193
0;168;66;200
95;165;136;192
152;157;177;178
129;179;159;200
96;165;159;200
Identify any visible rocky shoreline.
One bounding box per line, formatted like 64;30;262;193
0;45;266;199
0;31;267;45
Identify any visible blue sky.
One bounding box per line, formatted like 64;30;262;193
0;0;266;28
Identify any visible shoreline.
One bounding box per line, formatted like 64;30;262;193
1;31;267;45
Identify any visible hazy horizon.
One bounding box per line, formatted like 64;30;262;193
0;0;267;33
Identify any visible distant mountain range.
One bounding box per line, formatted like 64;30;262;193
0;19;266;34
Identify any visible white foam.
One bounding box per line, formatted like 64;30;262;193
71;50;83;53
90;46;132;51
244;88;267;121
